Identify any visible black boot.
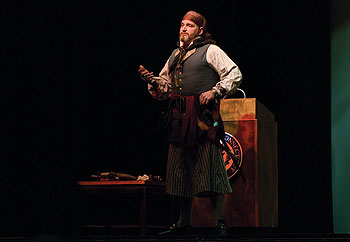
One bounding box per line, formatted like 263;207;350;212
216;219;229;235
158;223;193;236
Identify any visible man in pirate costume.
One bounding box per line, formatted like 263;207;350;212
138;11;242;234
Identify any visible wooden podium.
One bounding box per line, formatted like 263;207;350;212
192;98;278;227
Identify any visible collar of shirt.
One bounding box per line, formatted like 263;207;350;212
180;36;201;49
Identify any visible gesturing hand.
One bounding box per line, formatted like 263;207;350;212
138;65;154;83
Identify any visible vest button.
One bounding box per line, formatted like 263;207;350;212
178;78;182;82
179;87;183;91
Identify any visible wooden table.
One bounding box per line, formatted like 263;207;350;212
78;180;170;236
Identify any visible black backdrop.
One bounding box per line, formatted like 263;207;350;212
1;0;332;237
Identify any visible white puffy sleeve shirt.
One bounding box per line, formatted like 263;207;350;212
148;44;242;100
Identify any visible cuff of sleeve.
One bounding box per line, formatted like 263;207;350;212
212;87;222;98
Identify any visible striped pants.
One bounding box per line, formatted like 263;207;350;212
166;141;232;198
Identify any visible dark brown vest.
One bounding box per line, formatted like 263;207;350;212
168;44;219;96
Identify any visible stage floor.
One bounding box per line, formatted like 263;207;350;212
2;230;350;242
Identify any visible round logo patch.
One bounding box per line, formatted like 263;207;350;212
222;132;243;179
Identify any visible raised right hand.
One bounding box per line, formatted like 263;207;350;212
138;65;154;83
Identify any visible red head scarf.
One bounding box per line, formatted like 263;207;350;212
182;11;214;41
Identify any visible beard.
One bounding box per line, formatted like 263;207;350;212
179;33;189;43
179;33;199;47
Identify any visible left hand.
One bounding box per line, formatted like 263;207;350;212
199;90;215;105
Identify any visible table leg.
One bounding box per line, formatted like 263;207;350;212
139;186;146;236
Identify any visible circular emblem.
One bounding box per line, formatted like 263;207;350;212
222;132;243;179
